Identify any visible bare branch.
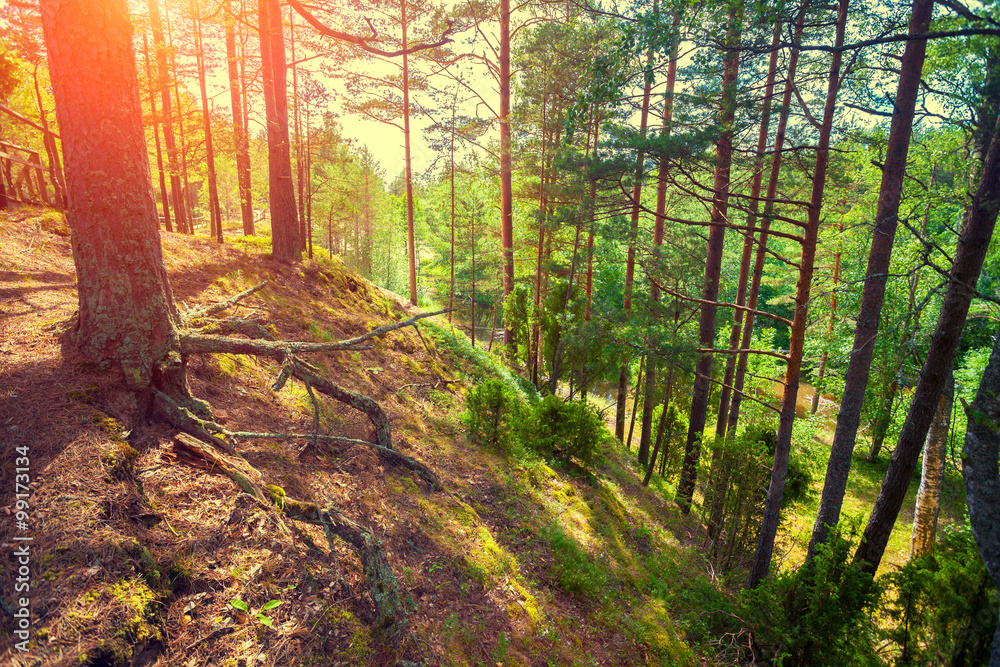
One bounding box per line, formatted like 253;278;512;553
287;0;455;57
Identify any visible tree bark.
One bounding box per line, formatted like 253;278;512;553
809;0;935;555
715;21;781;440
810;213;843;414
727;4;807;437
141;32;172;232
225;0;254;235
617;46;655;448
499;0;514;335
747;0;848;589
676;6;741;514
910;371;952;558
194;7;222;244
854;105;1000;575
147;0;186;234
259;0;300;260
402;0;418;305
962;328;1000;667
41;0;179;390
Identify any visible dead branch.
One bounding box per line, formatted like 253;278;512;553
287;0;454;58
184;281;269;320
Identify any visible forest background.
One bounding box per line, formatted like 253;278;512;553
3;0;1000;663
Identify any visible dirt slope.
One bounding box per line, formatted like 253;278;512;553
0;210;715;667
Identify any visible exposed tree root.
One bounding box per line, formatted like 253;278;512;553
154;282;445;487
150;284;451;640
171;433;405;639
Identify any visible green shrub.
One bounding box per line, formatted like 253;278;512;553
462;379;523;455
740;528;881;667
881;521;997;666
522;395;604;467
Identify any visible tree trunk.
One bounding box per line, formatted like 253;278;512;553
41;0;179;390
194;8;222;244
676;7;741;514
854;105;1000;575
618;48;655;449
290;6;306;252
747;0;848;589
810;213;843;414
225;0;254;235
962;327;1000;667
402;0;418;306
259;0;300;260
449;89;457;325
809;0;935;555
499;0;513;338
727;4;807;437
715;21;781;440
910;371;952;558
147;0;186;234
141;33;172;232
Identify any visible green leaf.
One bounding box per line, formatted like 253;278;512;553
229;599;248;612
260;600;282;611
256;613;273;627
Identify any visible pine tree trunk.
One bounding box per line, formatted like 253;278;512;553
854;106;1000;575
41;0;179;389
402;0;418;306
194;8;222;244
225;0;254;235
910;372;952;558
962;327;1000;667
141;32;172;232
618;48;655;449
676;7;741;514
727;5;807;437
499;0;514;334
259;0;300;260
147;0;186;234
809;0;935;555
747;0;848;589
810;214;843;414
715;21;781;440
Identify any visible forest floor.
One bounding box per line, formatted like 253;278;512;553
0;209;966;666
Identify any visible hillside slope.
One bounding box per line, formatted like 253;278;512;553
0;210;718;667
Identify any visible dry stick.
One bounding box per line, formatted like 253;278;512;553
185;281;270;319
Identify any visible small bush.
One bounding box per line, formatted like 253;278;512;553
881;521;997;666
523;395;604;467
740;527;881;667
462;379;523;455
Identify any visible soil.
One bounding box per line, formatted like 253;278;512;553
0;209;703;667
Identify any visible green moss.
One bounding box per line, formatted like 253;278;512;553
101;443;139;481
66;383;101;403
266;484;286;508
108;577;162;643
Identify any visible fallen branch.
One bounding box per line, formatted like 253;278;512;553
184;281;269;320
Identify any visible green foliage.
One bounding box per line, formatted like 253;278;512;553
881;522;997;666
522;395;605;467
541;523;608;597
741;528;881;667
230;598;283;628
462;379;523;455
502;283;532;364
423;320;535;400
